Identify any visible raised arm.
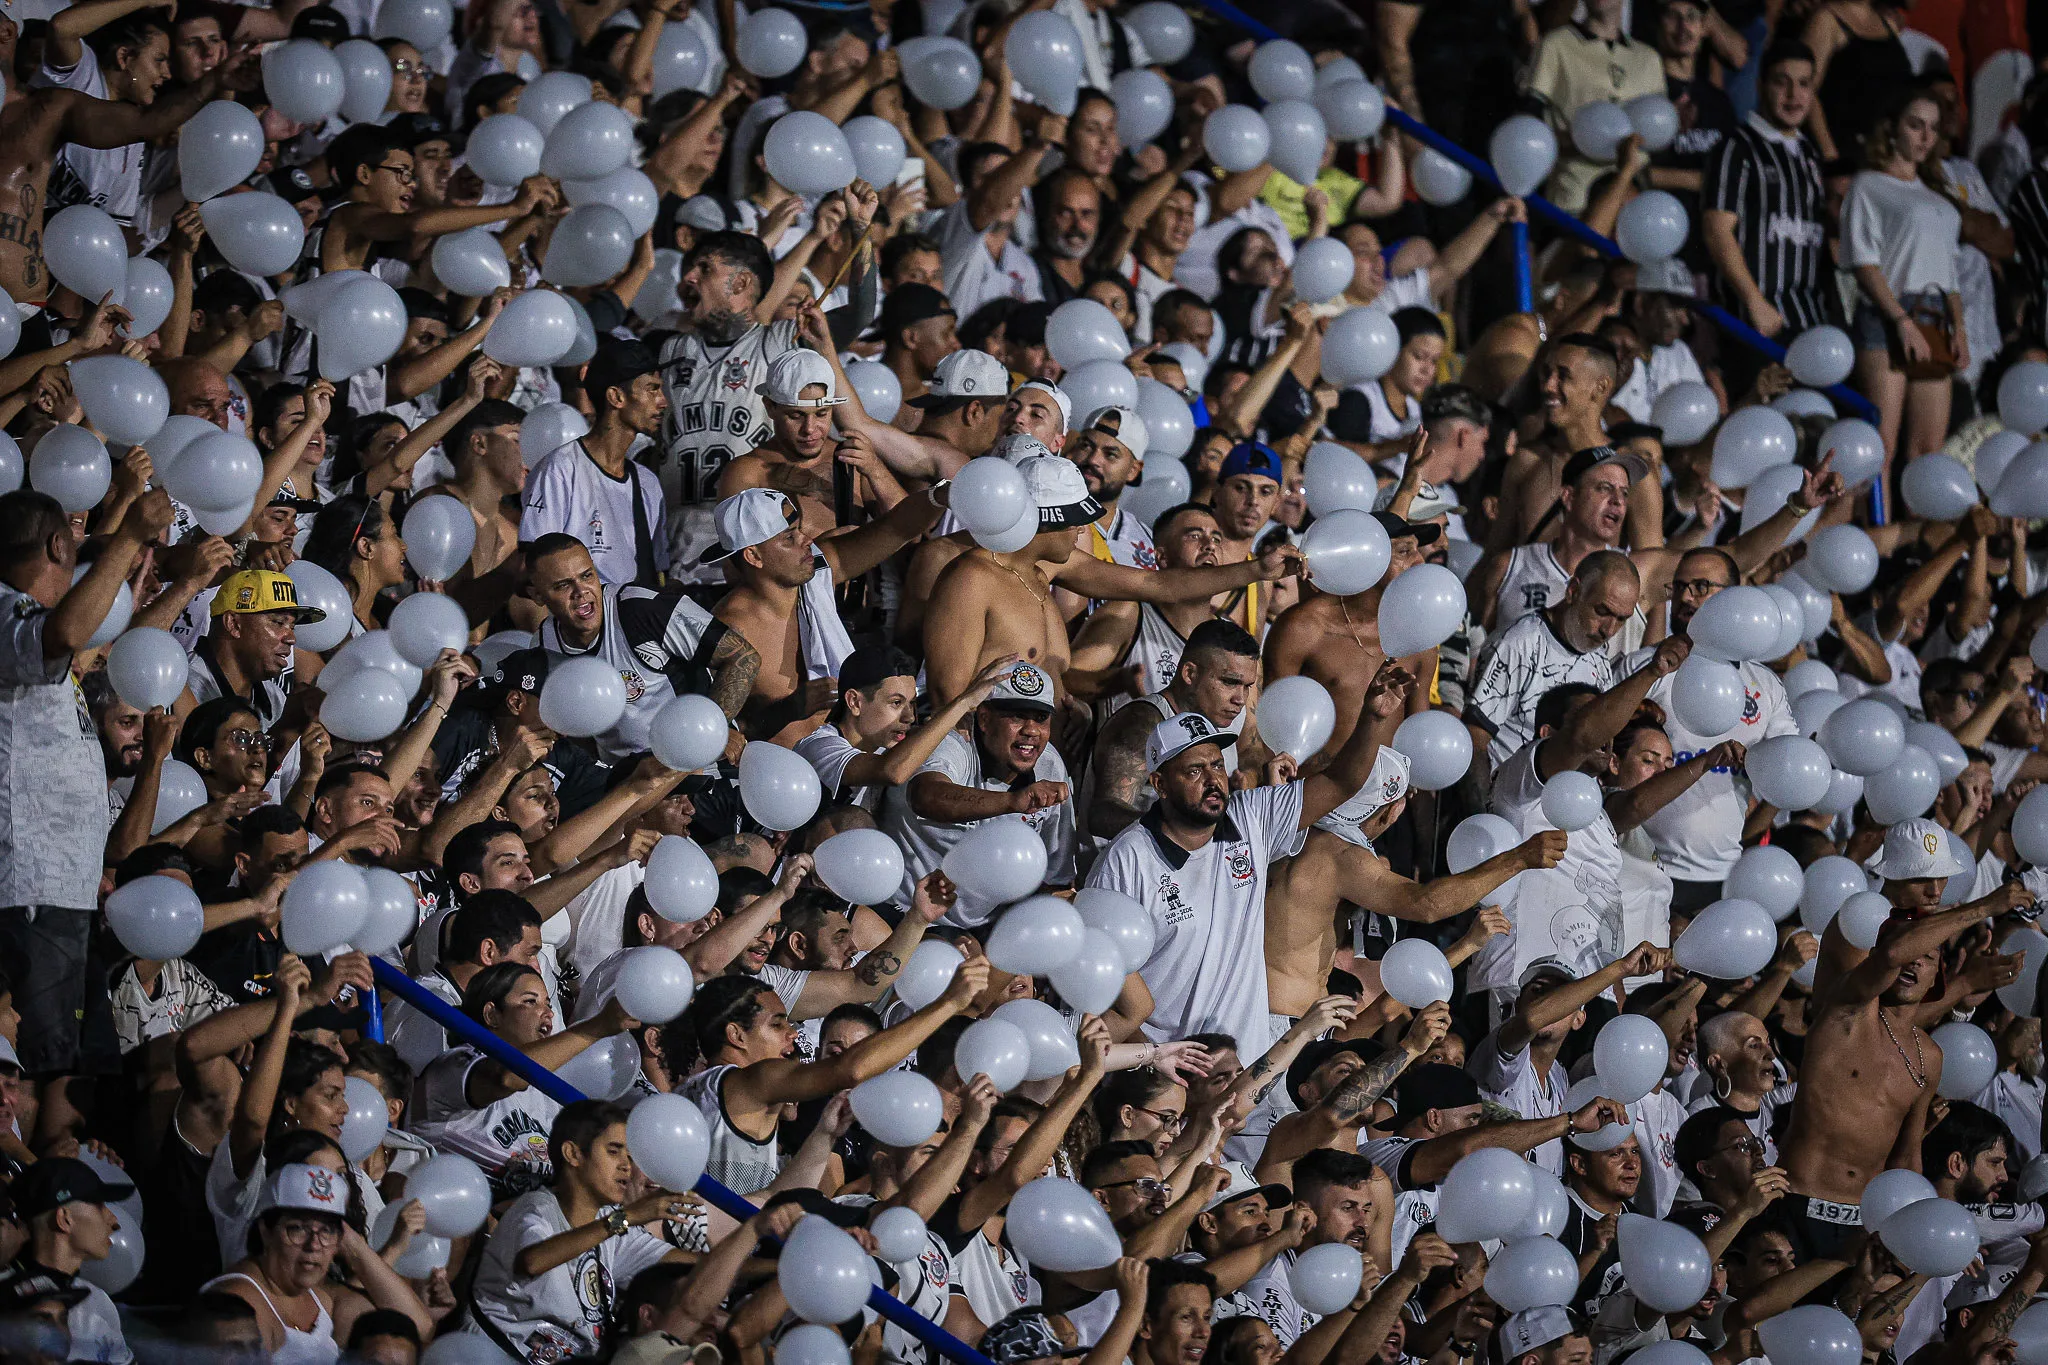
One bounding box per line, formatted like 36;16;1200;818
969;127;1060;234
1497;943;1665;1054
957;1018;1110;1228
1431;199;1523;299
1052;540;1302;607
1300;660;1413;827
1542;636;1690;779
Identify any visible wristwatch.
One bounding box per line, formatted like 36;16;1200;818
604;1208;632;1238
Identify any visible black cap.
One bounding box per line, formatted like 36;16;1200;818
0;1269;88;1313
584;339;661;406
1005;300;1052;348
1371;509;1441;548
289;4;349;41
14;1158;134;1219
1560;444;1652;489
472;646;552;711
268;485;321;512
1286;1038;1387;1110
879;283;955;341
837;643;918;696
386;112;454;150
263;165;319;204
765;1188;869;1228
1391;1063;1482;1128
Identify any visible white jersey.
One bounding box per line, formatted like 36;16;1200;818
1494;544;1571;632
415;1046;560;1200
1630;1086;1690;1217
1631;652;1797;882
536;582;729;760
33;47;142;226
519;440;670;588
1238;1248;1317;1348
834;1194;955;1365
677;1063;782;1195
1123;603;1191;698
1469;611;1618;766
1085;781;1305;1054
468;1189;674;1363
1478;739;1625;991
794;721;881;811
1469;1030;1570;1174
1975;1072;2047;1160
655;319;802;571
879;727;1078;927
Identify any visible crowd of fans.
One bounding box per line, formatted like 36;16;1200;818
10;0;2048;1361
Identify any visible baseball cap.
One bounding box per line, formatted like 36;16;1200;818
385;111;453;149
909;349;1009;410
13;1157;134;1219
267;484;321;513
263;165;320;204
1872;817;1969;880
1634;257;1697;298
879;283;955;340
1014;379;1072;431
701;489;798;564
1499;1307;1579;1361
757;349;845;408
0;1268;88;1313
981;1310;1087;1365
984;662;1057;714
1202;1161;1291;1214
1019;454;1104;528
677;195;727;232
1078;406;1149;463
1391;1063;1482;1128
1371;509;1442;549
1518;957;1576;992
583;338;661;406
1285;1038;1387;1110
210;569;327;623
1561;444;1652;489
475;645;552;710
1312;746;1413;848
1145;712;1229;772
1374;479;1464;521
994;433;1055;465
837;643;918;696
258;1162;351;1218
290;4;349;40
1219;441;1283;483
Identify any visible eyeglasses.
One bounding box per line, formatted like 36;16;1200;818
276;1218;342;1247
391;59;426;76
1713;1135;1766;1158
219;727;273;753
375;163;417;184
1673;579;1728;597
1130;1105;1185;1133
1096;1177;1169;1200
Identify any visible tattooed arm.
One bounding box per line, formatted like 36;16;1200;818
1254;1008;1445;1174
1220;997;1359;1122
779;872;954;1020
1952;1230;2048;1360
707;627;762;720
1086;699;1158;841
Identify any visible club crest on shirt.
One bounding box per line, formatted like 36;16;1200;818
1227;843;1255;885
722;358;750;392
1741;689;1761;724
621;669;647;702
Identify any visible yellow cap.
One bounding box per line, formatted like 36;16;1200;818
210;569;326;623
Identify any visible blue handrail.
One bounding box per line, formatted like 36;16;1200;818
1189;0;1883;428
371;958;1002;1365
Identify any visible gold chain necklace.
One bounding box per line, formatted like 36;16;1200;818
1878;1010;1927;1088
1337;594;1376;658
984;550;1051;606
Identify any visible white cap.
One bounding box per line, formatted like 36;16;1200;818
1015;379;1073;430
259;1163;350;1218
1871;818;1969;881
757;350;845;408
1312;747;1413;848
1146;712;1229;771
1633;256;1696;298
910;349;1010;408
993;433;1054;465
1018;454;1104;528
984;662;1057;713
702;489;797;564
1078;405;1149;462
1202;1162;1289;1213
1499;1308;1576;1361
1376;478;1465;519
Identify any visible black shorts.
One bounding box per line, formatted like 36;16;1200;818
1781;1194;1864;1262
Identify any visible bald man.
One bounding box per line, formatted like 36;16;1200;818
1468;550;1641;770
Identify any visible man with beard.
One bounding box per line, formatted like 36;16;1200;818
1470;552;1643;770
521;341;670;590
1033;168;1104;308
654;231;808;572
1119;182;1198;342
921;456;1301;706
1237;1150;1388;1347
1068;406;1158;574
181;570;322;731
718;350;905;538
1263;510;1439;760
1085;661;1412;1058
709;483;947;741
1082;612;1258;841
1783;822;2032;1261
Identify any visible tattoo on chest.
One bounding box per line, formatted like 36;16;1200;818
0;209;44;287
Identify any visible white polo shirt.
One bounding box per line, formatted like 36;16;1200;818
1629;650;1797;882
1085;781;1304;1054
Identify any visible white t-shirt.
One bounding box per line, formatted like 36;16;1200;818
937;201;1043;323
416;1045;561;1200
468;1189;674;1362
1479;739;1624;990
386;970;462;1075
1630;1085;1690;1217
1632;653;1797;882
1469;1030;1569;1174
1357;378;1421;443
1469;611;1618;766
795;721;881;812
1841;170;1961;296
1613;343;1707;422
1237;1248;1316;1349
519;440;669;589
33;47;143;225
1085;781;1305;1055
880;727;1077;927
564;861;647;987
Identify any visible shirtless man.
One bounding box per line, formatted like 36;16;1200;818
710;485;947;742
1787;818;2033;1257
1489;334;1628;554
428;395;525;579
922;455;1302;706
717;349;906;538
1068;502;1231;703
1085;616;1259;840
1263;511;1438;761
0;14;258;301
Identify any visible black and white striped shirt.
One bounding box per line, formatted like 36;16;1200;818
1703;112;1833;332
2007;163;2048;334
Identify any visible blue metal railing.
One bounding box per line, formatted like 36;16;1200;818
371;958;1002;1365
1193;0;1883;430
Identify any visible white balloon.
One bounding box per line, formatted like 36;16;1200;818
643;835;717;924
1203;104;1271;173
1046;928;1126;1015
1651;381;1720;447
1820;698;1905;775
1045;299;1130;368
1593;1015;1671;1102
1861;1169;1938;1230
181;100;264;202
1901;453;1980;520
985;895;1085;976
779;1216;873;1323
285;561;352;653
1436;1148;1537;1244
993;998;1082;1081
164;429;258;514
432;227;514;297
1321;305;1400;386
1759;1306;1862;1365
1615;191;1688;263
1618;1213;1713;1312
1625;93;1681;151
902;37;981;111
952;455;1031;536
1709;405;1797;488
105;875;204;961
263;39;345;124
1126;2;1193;62
1377;564;1465;658
317;276;407;381
942;817;1048;903
1879;1198;1980;1276
1485;1237;1580;1311
1818;418;1886;487
731;742;820;831
895;940;962;1011
1411;149;1472;206
1799;857;1868;932
44;205;127;304
1248;39;1315;102
340;1075;390;1162
1258;675;1337;763
738;7;807;77
1726;845;1804;919
1289;1243;1364;1315
1689;585;1782;662
650;21;709;97
373;0;451;46
29;424;110;512
1804;524;1880;594
954;1018;1032;1093
387;591;468;668
542;202;634;288
1571;101;1633;160
1264;99;1328;185
1738;463;1820;542
1005;1177;1123;1271
1448;813;1521;874
777;1325;851;1365
1977;430;2031;494
106;625;186;710
1005;11;1084;115
615;946;695;1024
517;70;592;134
1772;388;1836;419
1299;508;1391;596
0;432;18;493
1540;771;1603;832
540;655;626;738
1379;938;1452;1007
1931;1021;1997;1099
1391;710;1471;792
557;1031;640;1100
869;1206;929;1266
78;1223;141;1296
467;113;545;187
541;100;635;181
1672;898;1777;978
1509;1165;1573;1240
1318;79;1385;141
1111;67;1173;147
1785;325;1855;388
357;867;417;957
336;39;393;123
1489;115;1558;198
1863;744;1940;823
1060;360;1140;423
2001;360;2048;435
1074;888;1155;966
198;193;307;277
282;860;368;956
811;829;904;907
71;563;130;648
